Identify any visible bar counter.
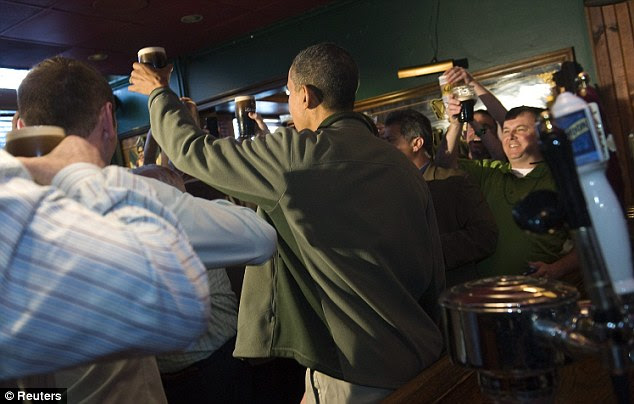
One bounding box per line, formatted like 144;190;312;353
383;354;634;403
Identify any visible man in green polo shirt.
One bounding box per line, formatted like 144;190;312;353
440;99;580;283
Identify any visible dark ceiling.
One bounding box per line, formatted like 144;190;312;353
0;0;338;76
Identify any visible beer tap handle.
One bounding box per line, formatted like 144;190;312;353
536;112;623;318
536;113;591;229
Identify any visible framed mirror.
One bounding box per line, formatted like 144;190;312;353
354;48;575;151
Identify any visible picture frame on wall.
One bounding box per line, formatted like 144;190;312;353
354;48;575;154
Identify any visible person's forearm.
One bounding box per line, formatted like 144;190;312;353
139;175;278;268
530;248;580;280
552;248;579;277
481;134;506;161
55;164;211;325
435;122;461;168
143;128;160;165
471;82;507;126
443;67;507;126
148;87;288;209
470;120;507;162
147;88;207;173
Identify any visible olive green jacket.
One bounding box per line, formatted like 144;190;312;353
148;87;445;388
423;164;498;287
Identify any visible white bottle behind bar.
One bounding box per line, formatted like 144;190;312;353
552;92;634;296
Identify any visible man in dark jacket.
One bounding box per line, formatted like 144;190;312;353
382;109;498;287
129;42;445;402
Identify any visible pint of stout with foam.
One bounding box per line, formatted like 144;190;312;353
137;46;167;69
234;95;256;140
452;85;477;123
5;125;65;157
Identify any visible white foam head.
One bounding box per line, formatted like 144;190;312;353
452;84;476;101
6;125;65;141
234;95;255;103
138;47;166;57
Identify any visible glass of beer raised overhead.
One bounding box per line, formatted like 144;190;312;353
452;85;477;123
5;125;65;157
137;46;167;69
234;95;256;140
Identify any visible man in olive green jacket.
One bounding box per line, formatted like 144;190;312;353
129;42;445;402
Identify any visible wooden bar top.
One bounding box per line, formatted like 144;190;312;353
383;354;634;403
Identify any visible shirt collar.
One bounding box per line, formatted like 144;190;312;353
317;112;378;136
419;161;431;174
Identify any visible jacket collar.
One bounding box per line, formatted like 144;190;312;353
317;111;378;136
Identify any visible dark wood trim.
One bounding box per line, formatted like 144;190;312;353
467;48;574;82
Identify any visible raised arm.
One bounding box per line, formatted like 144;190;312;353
249;111;271;136
1;139;210;380
443;66;508;126
434;96;463;169
128;62;290;208
145;97;202;168
469;119;507;162
137;174;278;268
143;128;160;165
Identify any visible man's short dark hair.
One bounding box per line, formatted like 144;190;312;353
385;109;433;155
290;42;359;111
18;56;114;137
504;106;545;122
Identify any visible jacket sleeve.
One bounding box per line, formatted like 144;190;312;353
136;174;277;268
147;87;292;210
441;174;499;270
0;162;210;381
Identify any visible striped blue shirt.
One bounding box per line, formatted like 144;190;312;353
0;150;211;381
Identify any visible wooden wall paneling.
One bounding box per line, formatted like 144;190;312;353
617;3;634;110
605;4;634;137
585;3;634;211
586;6;618;140
631;0;634;42
604;3;634;207
585;7;617;128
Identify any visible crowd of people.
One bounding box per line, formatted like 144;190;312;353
1;41;614;403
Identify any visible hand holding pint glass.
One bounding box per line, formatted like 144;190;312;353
235;95;256;140
128;47;171;95
452;85;477;123
5;125;65;157
138;46;167;69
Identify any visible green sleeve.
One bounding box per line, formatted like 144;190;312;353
441;175;499;269
147;87;290;209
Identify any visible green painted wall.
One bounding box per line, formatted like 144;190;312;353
113;63;185;136
114;0;595;135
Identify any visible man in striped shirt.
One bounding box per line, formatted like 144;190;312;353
7;57;278;403
1;134;211;380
